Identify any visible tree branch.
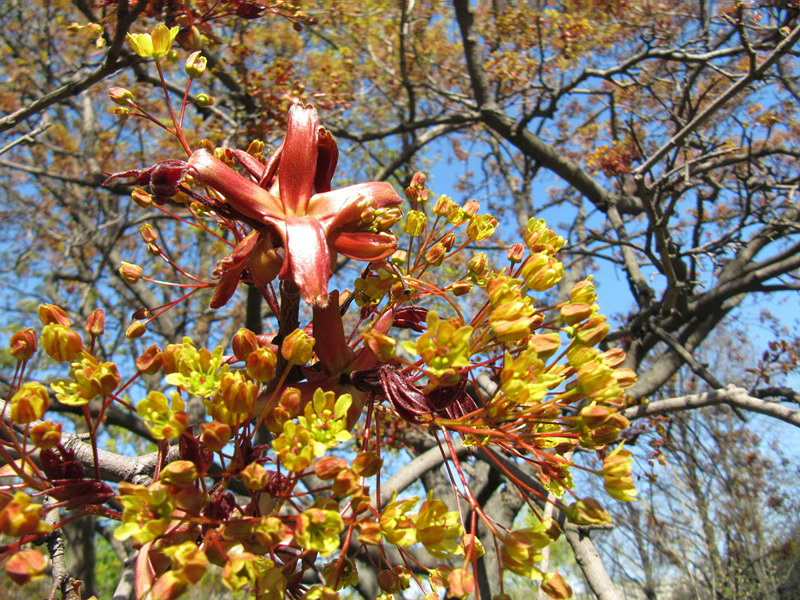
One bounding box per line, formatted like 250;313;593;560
1;399;178;485
564;524;622;600
450;0;641;214
623;385;800;427
0;0;148;133
634;23;800;176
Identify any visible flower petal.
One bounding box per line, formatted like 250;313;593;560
279;104;319;216
247;232;283;289
308;183;402;231
314;127;338;193
188;149;283;221
282;215;332;306
330;231;398;261
231;148;280;188
210;232;259;309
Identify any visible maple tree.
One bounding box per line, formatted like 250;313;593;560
1;1;800;599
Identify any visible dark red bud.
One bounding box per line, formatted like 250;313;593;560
427;377;468;412
392;306;429;332
235;0;266;18
149;160;190;199
45;480;115;508
179;432;214;475
40;448;86;481
102;160;189;202
204;490;238;524
379;365;429;424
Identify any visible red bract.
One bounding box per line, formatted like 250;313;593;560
104;104;402;308
351;365;477;424
191;104;402;307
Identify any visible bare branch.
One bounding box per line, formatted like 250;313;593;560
565;524;622;600
0;0;148;133
623;385;800;427
634;23;800;176
1;399;177;485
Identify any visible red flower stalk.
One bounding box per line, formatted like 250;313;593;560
106;104;402;308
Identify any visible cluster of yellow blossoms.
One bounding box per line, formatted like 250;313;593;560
0;139;638;597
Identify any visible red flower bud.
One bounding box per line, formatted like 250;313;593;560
315;456;347;480
136;344;163;374
507;243;525;263
245;347;277;382
85;309;106;336
281;328;315;365
9;328;37;362
5;549;47;586
425;242;446;266
31;421;62;449
119;262;143;284
440;232;456;252
10;382;50;423
201;421;231;452
38;304;70;326
139;224;158;243
231;327;259;361
131;188;153;208
108;87;133;106
353;451;382;477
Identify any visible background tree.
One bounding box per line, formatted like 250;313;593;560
588;326;800;599
1;0;800;598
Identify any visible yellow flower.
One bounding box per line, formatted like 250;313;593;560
272;421;316;472
40;324;83;362
466;213;498;241
566;497;613;526
521;252;565;291
9;382;49;423
114;482;176;544
523;218;565;254
380;496;418;547
298;389;353;455
50;352;120;407
30;421;62;449
414;492;463;557
403;210;427;236
184;50;207;77
603;444;638;502
0;491;51;537
403;311;472;381
281;328;315;365
294;507;344;557
208;372;257;426
127;23;179;58
164;337;229;398
163;541;208;584
137;390;188;440
500;526;551;579
541;570;574;599
222;553;286;596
